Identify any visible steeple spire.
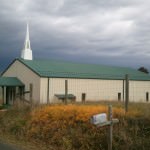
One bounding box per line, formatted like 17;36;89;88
21;23;33;60
25;23;31;49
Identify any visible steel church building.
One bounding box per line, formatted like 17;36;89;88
0;24;150;104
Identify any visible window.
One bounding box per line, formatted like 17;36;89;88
146;92;149;102
118;93;121;101
82;93;86;103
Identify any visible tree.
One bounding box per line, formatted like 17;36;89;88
138;67;149;74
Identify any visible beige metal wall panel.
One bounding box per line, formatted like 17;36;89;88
130;81;150;102
40;78;48;103
3;60;41;103
49;78;123;103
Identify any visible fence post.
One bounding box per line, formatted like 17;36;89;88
47;78;50;104
108;105;113;150
125;74;129;112
65;80;68;105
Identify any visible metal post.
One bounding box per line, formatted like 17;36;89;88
65;80;68;105
125;74;129;112
29;83;33;105
2;86;4;104
21;86;25;103
4;86;6;104
108;105;113;150
123;80;124;102
12;87;16;105
47;78;50;104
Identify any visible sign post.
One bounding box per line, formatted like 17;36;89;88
90;105;119;150
108;105;113;150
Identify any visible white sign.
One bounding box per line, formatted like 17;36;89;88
91;113;107;125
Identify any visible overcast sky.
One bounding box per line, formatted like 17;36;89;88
0;0;150;71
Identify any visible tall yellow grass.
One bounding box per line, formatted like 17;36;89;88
0;103;148;150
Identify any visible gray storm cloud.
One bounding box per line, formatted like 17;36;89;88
0;0;150;71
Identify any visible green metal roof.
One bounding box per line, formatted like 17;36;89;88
16;58;150;81
0;77;24;86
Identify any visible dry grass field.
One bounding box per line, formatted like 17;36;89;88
0;101;150;150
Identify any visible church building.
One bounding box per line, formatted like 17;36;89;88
0;24;150;105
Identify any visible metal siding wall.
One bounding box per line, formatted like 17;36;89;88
40;78;48;103
3;60;41;103
130;81;150;102
49;78;123;103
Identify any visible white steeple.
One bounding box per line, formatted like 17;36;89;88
21;23;33;60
